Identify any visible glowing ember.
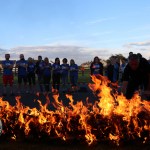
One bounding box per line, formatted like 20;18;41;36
0;75;150;146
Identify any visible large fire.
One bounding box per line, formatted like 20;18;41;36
0;75;150;146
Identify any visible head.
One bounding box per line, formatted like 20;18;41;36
55;57;60;64
121;58;127;64
44;57;49;63
129;52;133;56
115;57;120;63
137;53;142;59
93;56;100;64
110;56;116;65
106;60;111;66
20;54;24;60
70;59;75;65
28;57;33;63
5;54;10;60
38;55;42;61
128;54;140;70
62;58;67;64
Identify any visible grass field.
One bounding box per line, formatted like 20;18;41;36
0;69;91;85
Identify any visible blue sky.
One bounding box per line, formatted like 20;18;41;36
0;0;150;63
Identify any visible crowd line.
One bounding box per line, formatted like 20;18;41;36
0;52;150;99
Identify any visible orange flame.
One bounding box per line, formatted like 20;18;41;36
0;75;150;145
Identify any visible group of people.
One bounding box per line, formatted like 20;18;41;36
1;52;150;99
89;52;150;99
1;54;78;96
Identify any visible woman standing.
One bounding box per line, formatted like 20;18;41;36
43;57;52;94
69;59;78;89
61;58;69;92
27;57;36;93
52;58;61;92
90;56;103;76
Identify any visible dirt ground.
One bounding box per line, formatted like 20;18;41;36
0;141;150;150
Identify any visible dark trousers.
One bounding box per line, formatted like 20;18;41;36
27;73;35;85
43;75;51;92
52;73;60;90
70;75;78;86
38;75;43;92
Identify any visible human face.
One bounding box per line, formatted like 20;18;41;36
38;56;42;61
5;54;10;60
129;60;139;70
55;59;60;64
20;54;24;60
45;58;49;63
94;57;99;63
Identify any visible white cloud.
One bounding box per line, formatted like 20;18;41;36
0;45;111;65
123;40;150;59
124;41;150;47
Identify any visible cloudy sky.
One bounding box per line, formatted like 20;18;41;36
0;0;150;64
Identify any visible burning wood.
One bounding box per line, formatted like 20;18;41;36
0;75;150;146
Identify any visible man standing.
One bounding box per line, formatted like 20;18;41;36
122;54;150;99
2;54;14;96
16;54;28;94
35;55;44;93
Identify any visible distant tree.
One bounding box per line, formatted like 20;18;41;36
109;54;126;60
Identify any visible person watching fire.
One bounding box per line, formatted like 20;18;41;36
61;58;69;92
122;54;150;99
52;57;61;92
27;57;36;93
16;54;28;94
43;57;52;94
2;54;14;96
69;59;78;91
35;55;44;94
90;56;103;77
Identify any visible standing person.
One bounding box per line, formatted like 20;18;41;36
43;57;52;94
90;56;103;76
52;57;61;92
35;55;44;93
16;54;28;94
119;58;127;82
27;57;36;93
69;59;78;90
61;58;69;92
105;59;114;82
111;56;119;83
137;53;150;90
122;54;150;99
2;54;14;96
